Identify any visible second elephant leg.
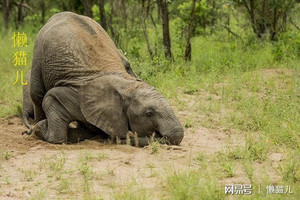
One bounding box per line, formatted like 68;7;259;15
37;87;96;143
67;124;97;143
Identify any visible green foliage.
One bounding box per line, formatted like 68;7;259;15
172;0;227;58
92;5;100;22
177;0;210;25
176;0;226;31
232;0;297;40
272;31;300;61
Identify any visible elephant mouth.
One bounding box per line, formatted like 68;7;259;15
157;126;184;145
153;130;173;145
154;130;163;138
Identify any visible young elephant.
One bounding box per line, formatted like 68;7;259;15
30;12;184;146
22;49;137;131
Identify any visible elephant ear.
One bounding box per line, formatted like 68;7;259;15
79;76;128;138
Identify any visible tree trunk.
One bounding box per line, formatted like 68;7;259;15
40;0;45;23
81;0;93;18
184;0;197;61
108;0;118;43
156;0;161;23
15;0;25;29
2;0;10;30
271;5;278;41
157;0;172;60
242;0;259;37
142;0;154;60
98;0;107;31
121;0;127;31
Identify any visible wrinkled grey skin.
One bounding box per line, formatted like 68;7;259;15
22;50;137;130
29;12;184;146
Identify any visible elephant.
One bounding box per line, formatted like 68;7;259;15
29;12;184;146
22;69;34;129
22;50;137;130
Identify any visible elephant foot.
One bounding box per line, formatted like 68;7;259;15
32;119;48;141
22;127;33;135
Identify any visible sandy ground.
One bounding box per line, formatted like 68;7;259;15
0;114;284;199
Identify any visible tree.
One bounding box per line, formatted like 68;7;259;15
121;0;127;31
233;0;296;40
175;0;220;60
12;0;34;29
2;0;10;30
157;0;172;60
108;0;116;42
141;0;154;60
184;0;197;61
81;0;93;18
40;0;45;23
98;0;107;31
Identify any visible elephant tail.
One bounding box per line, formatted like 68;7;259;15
22;111;32;129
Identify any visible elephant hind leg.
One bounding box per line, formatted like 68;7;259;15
30;66;46;123
39;90;70;143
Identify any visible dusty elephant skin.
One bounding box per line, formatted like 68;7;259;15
29;12;184;146
23;52;137;130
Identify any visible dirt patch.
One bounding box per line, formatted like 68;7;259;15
0;117;282;199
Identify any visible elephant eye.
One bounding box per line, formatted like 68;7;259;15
146;110;154;117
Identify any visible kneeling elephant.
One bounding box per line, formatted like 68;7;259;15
29;12;184;146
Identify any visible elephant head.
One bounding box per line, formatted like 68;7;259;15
79;75;184;145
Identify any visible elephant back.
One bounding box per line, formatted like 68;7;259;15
34;12;129;90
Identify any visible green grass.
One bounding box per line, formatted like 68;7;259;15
0;27;34;117
0;150;14;160
113;181;152;200
163;170;225;200
278;151;300;183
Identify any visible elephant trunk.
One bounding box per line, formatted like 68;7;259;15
159;123;184;145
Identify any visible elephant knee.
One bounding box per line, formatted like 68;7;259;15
42;93;55;111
